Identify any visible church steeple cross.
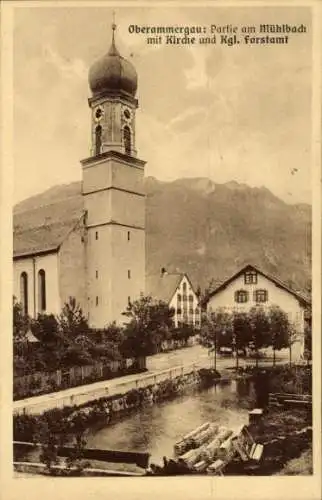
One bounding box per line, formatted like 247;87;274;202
108;10;119;55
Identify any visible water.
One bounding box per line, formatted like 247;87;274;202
87;378;257;465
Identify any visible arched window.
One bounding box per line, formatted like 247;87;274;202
234;290;249;304
123;126;131;155
20;272;28;315
38;269;46;312
95;125;102;156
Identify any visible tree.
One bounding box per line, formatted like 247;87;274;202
30;300;92;370
58;297;89;339
288;323;298;367
121;296;175;358
248;306;271;367
174;323;196;347
232;311;251;369
197;279;217;312
90;322;124;362
13;296;31;374
30;313;69;371
31;313;60;343
199;308;233;370
267;305;291;366
13;296;30;345
304;306;312;364
198;314;217;369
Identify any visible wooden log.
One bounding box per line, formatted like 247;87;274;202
207;459;226;476
201;427;233;462
191;424;218;447
178;446;207;469
182;422;211;441
217;436;236;461
193;460;208;473
174;422;211;455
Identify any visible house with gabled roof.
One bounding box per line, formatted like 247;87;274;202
146;268;201;329
205;264;311;360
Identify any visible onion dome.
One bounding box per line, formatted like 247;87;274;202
88;23;137;98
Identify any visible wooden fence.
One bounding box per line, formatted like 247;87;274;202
14;357;146;400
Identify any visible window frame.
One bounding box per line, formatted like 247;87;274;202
95;124;102;156
244;270;258;285
38;269;46;312
234;289;249;304
20;272;28;315
254;289;268;303
123;125;131;155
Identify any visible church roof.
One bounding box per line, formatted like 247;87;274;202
146;273;185;304
13;195;84;258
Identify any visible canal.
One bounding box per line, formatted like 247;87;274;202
86;378;257;467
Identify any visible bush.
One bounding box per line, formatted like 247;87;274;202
125;389;140;407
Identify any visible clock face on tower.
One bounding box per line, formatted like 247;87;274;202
123;107;132;122
95;107;104;122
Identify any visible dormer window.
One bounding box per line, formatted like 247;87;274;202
244;270;257;285
235;290;249;303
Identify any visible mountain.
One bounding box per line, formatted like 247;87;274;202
14;177;311;293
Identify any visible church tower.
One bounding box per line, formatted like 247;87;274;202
81;22;146;327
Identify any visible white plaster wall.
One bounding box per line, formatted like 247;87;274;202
14;252;60;317
169;275;200;328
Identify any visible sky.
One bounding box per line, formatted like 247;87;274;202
12;4;312;205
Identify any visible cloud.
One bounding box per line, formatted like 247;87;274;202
42;45;87;81
184;47;209;89
167;106;206;132
12;6;312;205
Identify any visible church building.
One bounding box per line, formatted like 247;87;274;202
13;25;146;328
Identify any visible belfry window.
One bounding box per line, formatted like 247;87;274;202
95;125;102;156
38;269;46;312
20;272;28;315
123;126;131;155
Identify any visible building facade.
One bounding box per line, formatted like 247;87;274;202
206;264;310;359
146;270;201;329
13;26;146;328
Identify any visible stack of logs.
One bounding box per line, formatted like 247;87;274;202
174;423;243;474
